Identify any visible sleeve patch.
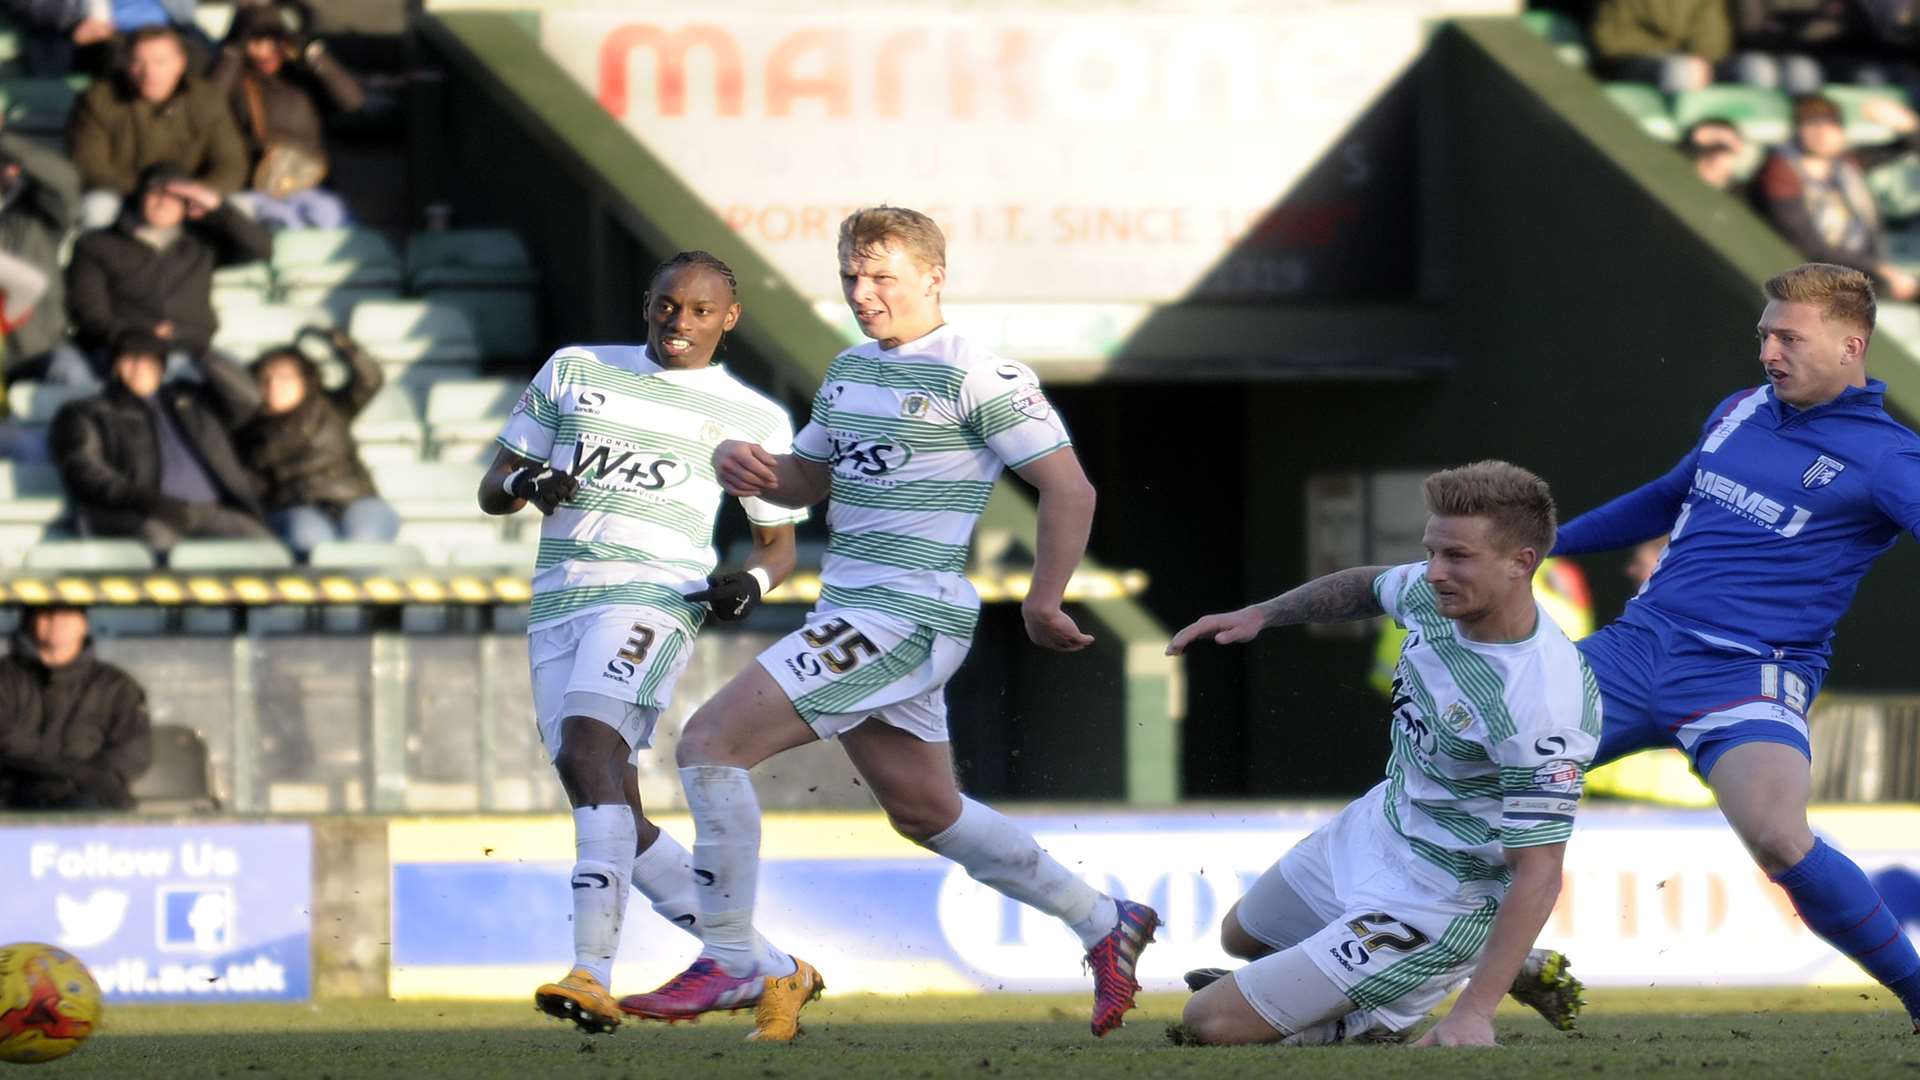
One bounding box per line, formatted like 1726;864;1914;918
1010;385;1051;420
1530;759;1583;793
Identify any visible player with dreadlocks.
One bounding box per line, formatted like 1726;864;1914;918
477;250;816;1040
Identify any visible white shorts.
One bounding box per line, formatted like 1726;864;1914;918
528;607;691;764
756;607;969;742
1232;788;1500;1036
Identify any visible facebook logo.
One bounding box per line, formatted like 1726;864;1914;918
156;886;234;953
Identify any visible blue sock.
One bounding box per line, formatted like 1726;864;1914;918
1772;839;1920;1020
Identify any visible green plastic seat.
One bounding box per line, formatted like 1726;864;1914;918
7;382;92;423
1519;10;1591;68
166;540;296;571
1821;85;1915;145
306;541;428;569
406;229;536;289
1672;86;1791;145
22;539;154;571
1602;83;1678;142
0;76;85;135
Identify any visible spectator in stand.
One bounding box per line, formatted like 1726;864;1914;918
0;0;209;78
1591;0;1732;93
66;162;270;375
1682;116;1748;189
0;605;151;811
0;122;81;383
1752;93;1920;300
211;5;365;230
238;328;399;557
49;329;272;553
68;24;248;228
1725;0;1838;94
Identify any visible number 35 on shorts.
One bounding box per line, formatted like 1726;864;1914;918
796;617;881;674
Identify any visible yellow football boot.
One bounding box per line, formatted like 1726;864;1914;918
745;957;825;1042
534;967;622;1035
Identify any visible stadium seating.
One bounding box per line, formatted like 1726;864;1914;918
0;75;86;136
211;304;331;364
423;377;517;462
307;540;429;568
405;228;539;359
167;540;297;571
448;541;539;570
130;725;220;813
1672;86;1792;146
352;384;429;465
210;261;277;314
272;227;405;321
22;539;153;571
1518;10;1590;69
1602;83;1678;142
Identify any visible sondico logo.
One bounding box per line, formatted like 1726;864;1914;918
1692;469;1811;537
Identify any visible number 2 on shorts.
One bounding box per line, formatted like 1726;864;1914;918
801;617;882;674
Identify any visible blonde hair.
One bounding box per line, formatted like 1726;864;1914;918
1765;262;1876;337
1423;460;1557;555
837;206;946;271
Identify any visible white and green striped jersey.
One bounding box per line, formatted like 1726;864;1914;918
1370;562;1601;889
791;325;1070;642
496;345;807;634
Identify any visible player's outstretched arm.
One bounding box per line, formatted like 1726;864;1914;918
1413;841;1566;1048
688;523;798;623
1166;564;1390;655
478;446;577;516
714;440;830;508
1012;447;1097;652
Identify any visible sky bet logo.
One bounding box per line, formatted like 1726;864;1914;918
1692;469;1811;537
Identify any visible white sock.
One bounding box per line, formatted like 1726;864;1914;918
680;765;765;977
570;804;636;987
925;797;1114;949
631;828;796;977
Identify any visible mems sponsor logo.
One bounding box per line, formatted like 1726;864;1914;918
1691;468;1811;537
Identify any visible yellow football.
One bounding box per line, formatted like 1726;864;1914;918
0;943;102;1064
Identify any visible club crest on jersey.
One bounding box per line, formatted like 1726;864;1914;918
1801;455;1845;489
698;420;727;445
899;393;931;419
1442;702;1473;732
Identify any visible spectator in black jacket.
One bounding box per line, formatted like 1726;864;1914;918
49;329;272;553
0;605;151;811
212;5;365;230
1752;93;1920;300
239;328;399;556
65;161;270;376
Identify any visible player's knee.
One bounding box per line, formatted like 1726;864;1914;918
555;739;621;804
1743;819;1816;873
1180;995;1246;1046
884;805;947;845
674;709;724;768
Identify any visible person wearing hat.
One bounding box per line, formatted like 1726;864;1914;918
67;23;248;228
65;159;270;374
0;604;151;811
48;327;274;553
1753;93;1920;301
211;4;364;230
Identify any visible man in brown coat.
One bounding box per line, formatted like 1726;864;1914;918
0;605;151;810
212;5;364;228
67;24;248;227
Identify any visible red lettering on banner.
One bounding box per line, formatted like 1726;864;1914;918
767;30;852;117
875;30;927;117
598;25;744;117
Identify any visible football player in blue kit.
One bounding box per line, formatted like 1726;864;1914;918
1555;263;1920;1030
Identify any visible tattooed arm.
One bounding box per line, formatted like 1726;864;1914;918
1165;565;1391;655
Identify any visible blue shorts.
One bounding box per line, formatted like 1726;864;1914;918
1579;617;1821;780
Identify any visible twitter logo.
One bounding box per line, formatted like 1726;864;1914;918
56;890;130;948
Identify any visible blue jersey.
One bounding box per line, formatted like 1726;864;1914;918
1555;379;1920;661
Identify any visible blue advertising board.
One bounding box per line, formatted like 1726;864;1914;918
0;824;311;1002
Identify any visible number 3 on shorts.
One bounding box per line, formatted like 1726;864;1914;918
801;618;882;673
1346;912;1430;953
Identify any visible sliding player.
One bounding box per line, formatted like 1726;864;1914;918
621;207;1158;1039
478;251;809;1038
1555;263;1920;1030
1168;462;1595;1047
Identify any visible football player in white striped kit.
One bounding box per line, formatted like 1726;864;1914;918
1168;462;1592;1047
478;251;809;1039
620;207;1158;1039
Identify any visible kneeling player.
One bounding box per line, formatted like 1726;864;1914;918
477;252;808;1037
1168;461;1592;1047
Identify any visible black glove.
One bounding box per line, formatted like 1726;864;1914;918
507;466;579;515
688;570;763;622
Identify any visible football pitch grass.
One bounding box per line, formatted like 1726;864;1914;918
50;988;1920;1078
